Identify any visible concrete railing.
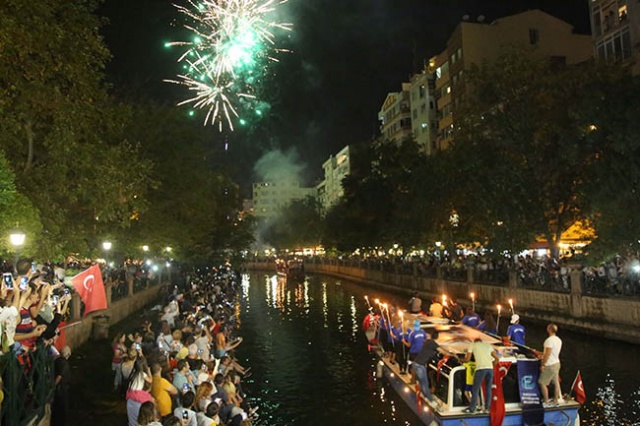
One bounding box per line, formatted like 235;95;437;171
246;260;640;344
64;280;166;350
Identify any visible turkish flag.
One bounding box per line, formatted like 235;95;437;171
572;371;586;404
490;361;511;426
71;265;108;316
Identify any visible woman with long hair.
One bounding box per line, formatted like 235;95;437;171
478;312;498;335
194;381;214;412
112;332;128;391
137;401;162;426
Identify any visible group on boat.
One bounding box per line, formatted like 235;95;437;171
362;293;584;426
275;258;306;282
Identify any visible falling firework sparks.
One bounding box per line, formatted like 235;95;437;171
165;0;291;131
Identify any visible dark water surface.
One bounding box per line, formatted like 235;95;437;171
236;272;640;425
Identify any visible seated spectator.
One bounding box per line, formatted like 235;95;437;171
194;381;215;412
173;359;196;393
137;401;163;426
197;401;220;426
186;344;204;371
173;391;197;426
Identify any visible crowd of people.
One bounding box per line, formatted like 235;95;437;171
112;263;256;426
0;258;74;425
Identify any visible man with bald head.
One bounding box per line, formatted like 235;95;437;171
539;323;562;407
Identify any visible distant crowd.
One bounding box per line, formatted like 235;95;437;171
111;263;256;426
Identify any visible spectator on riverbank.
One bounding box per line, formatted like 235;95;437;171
174;391;197;426
138;401;163;426
51;346;71;426
112;332;128;391
152;362;178;418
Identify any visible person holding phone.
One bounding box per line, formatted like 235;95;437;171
14;285;47;351
173;391;197;426
0;275;21;353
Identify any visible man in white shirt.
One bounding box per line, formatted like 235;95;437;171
539;323;563;407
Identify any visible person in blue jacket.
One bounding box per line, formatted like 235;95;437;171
507;314;526;345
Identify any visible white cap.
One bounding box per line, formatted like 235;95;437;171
510;314;520;324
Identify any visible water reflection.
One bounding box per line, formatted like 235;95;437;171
236;272;640;425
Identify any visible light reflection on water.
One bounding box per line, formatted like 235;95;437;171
236;273;640;425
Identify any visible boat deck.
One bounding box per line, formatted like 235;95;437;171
372;314;581;425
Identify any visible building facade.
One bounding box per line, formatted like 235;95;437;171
589;0;640;74
317;145;351;214
252;181;316;219
378;83;412;145
431;10;593;150
408;70;438;155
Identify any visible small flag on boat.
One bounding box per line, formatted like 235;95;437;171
571;371;586;404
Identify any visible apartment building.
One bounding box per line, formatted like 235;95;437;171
589;0;640;74
317;145;351;214
252;181;316;219
431;10;593;150
408;70;438;155
378;83;412;145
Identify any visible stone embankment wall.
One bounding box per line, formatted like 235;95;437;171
247;262;640;344
64;283;165;350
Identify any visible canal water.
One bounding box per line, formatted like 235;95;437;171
236;272;640;425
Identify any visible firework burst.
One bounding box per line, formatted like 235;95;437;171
165;0;291;131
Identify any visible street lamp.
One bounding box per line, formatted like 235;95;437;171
102;241;112;251
142;245;149;252
9;228;26;274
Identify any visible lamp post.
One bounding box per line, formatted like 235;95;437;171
102;241;112;271
9;228;26;274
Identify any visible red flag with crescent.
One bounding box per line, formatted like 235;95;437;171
572;371;586;404
436;355;450;382
490;361;511;426
71;265;108;316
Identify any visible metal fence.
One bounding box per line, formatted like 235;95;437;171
0;343;55;426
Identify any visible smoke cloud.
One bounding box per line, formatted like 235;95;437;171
253;147;307;184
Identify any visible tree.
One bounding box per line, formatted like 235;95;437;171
578;70;640;260
0;0;153;257
262;196;322;250
0;151;43;257
451;48;604;257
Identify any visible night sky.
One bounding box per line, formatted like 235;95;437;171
98;0;590;185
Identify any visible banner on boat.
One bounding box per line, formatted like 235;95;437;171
517;359;544;425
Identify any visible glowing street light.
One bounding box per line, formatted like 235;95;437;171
142;245;149;252
10;228;26;247
9;227;26;274
102;241;112;251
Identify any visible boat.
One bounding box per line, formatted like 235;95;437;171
274;258;306;282
368;313;581;426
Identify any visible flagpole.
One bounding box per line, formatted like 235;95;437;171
570;370;580;394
